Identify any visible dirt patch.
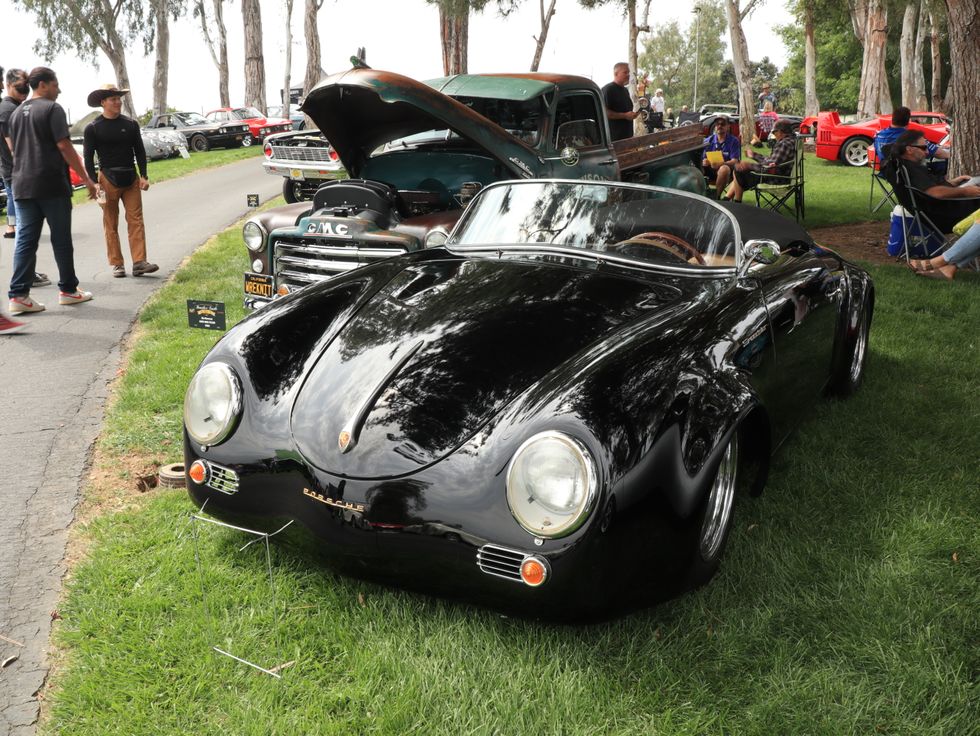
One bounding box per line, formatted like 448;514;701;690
809;220;899;266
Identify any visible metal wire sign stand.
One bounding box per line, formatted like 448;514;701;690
188;508;295;679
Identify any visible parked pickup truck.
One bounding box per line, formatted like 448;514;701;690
241;67;706;308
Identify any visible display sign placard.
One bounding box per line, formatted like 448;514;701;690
187;300;227;331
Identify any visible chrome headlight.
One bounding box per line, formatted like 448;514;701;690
243;220;267;252
184;362;243;446
506;431;598;538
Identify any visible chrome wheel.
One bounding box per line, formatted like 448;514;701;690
841;137;871;167
241;134;254;147
699;434;738;561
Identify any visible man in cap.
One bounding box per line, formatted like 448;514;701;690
728;118;796;202
757;82;776;112
0;66;50;287
83;83;157;277
7;66;97;315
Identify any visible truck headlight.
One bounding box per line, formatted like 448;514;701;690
184;362;243;447
243;220;266;252
506;431;597;538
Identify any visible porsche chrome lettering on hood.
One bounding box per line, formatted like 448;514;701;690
289;256;683;480
300;68;542;180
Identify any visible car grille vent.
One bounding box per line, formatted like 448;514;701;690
273;237;408;288
476;544;527;582
206;463;240;495
269;145;334;163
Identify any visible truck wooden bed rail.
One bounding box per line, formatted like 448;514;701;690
613;125;705;172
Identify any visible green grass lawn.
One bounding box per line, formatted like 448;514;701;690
802;153;894;228
70;146;262;206
42;213;978;734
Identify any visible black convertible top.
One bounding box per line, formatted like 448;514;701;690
716;201;815;248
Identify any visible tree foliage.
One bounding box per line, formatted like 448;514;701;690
638;0;727;110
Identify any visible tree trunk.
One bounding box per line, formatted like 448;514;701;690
530;0;557;72
284;0;294;116
152;0;170;116
439;6;468;75
848;0;868;42
725;0;756;144
912;1;929;109
196;0;230;107
108;52;137;119
900;2;918;107
303;0;324;95
242;0;267;112
856;0;891;116
65;0;138;117
804;0;820;116
929;9;944;111
943;0;979;175
628;1;652;136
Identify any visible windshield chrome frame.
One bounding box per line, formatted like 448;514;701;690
445;179;744;277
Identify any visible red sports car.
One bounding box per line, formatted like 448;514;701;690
204;107;292;147
798;110;950;167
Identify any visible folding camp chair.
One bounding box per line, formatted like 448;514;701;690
677;111;701;127
867;145;896;213
754;134;805;222
882;159;979;262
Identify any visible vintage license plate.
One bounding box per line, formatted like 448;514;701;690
244;272;274;299
289;169;304;180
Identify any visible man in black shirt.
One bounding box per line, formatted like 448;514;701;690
83;84;157;277
892;130;980;198
602;62;638;142
7;67;97;315
0;67;49;287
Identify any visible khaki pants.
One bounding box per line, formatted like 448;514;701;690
99;172;146;266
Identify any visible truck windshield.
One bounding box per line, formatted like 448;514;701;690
452;95;545;146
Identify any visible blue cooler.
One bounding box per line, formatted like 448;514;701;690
887;206;944;257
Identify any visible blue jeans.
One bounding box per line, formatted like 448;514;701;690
2;177;15;227
945;221;980;268
8;197;78;298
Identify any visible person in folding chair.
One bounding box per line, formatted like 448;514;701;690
909;217;980;281
728;119;795;203
884;130;980;277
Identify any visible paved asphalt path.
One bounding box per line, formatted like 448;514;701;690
0;156;280;735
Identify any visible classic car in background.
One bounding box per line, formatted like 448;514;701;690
142;128;186;160
798;110;951;166
242;67;707;307
185;179;874;618
205;106;292;147
144;111;249;152
267;104;307;130
261;129;345;202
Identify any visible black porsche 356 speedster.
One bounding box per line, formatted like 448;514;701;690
183;180;873;618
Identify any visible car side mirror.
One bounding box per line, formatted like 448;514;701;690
739;239;781;277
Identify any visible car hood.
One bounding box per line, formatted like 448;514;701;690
288;255;687;479
300;68;541;180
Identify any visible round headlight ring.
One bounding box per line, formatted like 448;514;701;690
184;362;243;447
505;431;598;539
243;220;267;252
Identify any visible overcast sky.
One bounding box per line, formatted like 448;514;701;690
0;0;791;123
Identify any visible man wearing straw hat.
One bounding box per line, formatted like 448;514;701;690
83;83;157;278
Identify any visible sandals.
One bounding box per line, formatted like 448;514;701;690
915;267;954;281
908;259;934;272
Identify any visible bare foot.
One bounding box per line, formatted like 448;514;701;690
915;265;955;281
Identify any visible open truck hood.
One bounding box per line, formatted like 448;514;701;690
300;68;545;180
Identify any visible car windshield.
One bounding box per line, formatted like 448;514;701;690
176;112;208;125
233;107;264;119
450;181;740;270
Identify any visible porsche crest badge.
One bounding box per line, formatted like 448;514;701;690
338;430;352;452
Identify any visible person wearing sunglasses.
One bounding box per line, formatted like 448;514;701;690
890;129;980;199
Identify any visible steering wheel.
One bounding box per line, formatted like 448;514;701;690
613;231;706;265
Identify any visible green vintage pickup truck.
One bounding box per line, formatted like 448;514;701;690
242;68;706;308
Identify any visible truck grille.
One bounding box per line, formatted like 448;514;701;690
269;145;335;163
273;236;408;288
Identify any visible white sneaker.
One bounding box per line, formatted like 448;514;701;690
59;290;93;306
9;295;45;314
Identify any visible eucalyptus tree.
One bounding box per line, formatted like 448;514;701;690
425;0;488;75
723;0;762;145
579;0;652;100
193;0;230;107
848;0;892;115
942;0;978;173
529;0;558;71
304;0;325;95
150;0;184;116
13;0;146;118
242;0;267;112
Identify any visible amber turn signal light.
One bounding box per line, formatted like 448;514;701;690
188;460;208;485
520;557;548;587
